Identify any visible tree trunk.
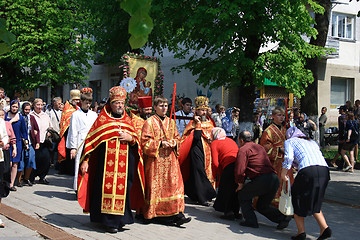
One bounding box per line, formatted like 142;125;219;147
301;0;331;143
50;80;58;101
301;0;331;115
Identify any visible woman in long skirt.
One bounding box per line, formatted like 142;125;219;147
281;127;331;240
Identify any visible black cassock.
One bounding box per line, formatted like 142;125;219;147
184;130;216;203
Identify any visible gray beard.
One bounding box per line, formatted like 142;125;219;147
111;111;123;118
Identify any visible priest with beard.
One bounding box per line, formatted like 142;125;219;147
77;86;145;233
179;96;216;206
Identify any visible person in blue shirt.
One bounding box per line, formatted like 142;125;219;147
5;100;28;191
281;127;331;240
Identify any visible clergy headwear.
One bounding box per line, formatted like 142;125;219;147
138;96;152;109
80;87;93;94
80;87;93;101
109;86;127;103
194;96;209;110
70;89;81;101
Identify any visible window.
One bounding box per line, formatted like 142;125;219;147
39;86;48;103
89;80;102;103
330;77;353;107
331;13;355;40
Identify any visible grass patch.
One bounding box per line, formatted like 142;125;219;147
321;149;338;160
321;148;360;162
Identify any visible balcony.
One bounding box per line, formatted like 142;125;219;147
323;37;339;58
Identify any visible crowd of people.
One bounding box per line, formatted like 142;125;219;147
0;86;337;240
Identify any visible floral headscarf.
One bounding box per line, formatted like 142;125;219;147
211;127;226;140
285;126;306;139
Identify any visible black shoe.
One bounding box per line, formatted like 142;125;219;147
239;221;259;228
234;212;243;220
9;186;17;191
105;226;118;233
317;227;331;240
23;179;33;187
220;214;235;220
198;201;210;206
291;232;306;240
172;216;191;227
38;179;49;185
277;215;292;230
16;181;23;187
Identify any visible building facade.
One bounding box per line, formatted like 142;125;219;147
318;1;360;125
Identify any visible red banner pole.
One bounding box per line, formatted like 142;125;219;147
170;83;176;120
285;97;288;127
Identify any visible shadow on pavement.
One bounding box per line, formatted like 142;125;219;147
34;190;77;201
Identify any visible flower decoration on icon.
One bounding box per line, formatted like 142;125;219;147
119;77;137;93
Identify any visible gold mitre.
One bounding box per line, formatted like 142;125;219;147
70;89;80;101
109;86;127;103
195;96;209;110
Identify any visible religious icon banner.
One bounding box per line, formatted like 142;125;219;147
120;52;164;109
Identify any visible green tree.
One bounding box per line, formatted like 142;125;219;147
78;0;153;64
301;0;332;118
0;0;96;97
0;18;15;55
148;0;330;125
81;0;331;125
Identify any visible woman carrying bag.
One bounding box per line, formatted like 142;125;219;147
281;127;331;240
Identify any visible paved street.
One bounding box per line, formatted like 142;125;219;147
0;167;359;240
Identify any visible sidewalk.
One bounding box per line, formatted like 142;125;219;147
1;167;359;240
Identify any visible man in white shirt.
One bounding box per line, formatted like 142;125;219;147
175;97;193;137
66;88;98;191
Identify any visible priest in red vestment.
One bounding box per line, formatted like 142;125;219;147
141;96;191;226
57;89;80;174
260;106;294;207
179;96;216;206
77;86;145;233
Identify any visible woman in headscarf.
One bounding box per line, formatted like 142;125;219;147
281;127;331;240
211;127;240;219
221;108;235;140
5;100;28;190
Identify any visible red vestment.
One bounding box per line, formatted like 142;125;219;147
77;105;145;215
141;115;184;219
260;123;294;207
179;119;215;186
58;101;79;162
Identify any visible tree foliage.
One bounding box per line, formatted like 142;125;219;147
150;0;329;96
80;0;331;122
78;0;153;64
146;0;332;122
0;0;96;96
0;18;15;55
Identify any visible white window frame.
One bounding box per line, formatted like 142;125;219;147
331;13;355;40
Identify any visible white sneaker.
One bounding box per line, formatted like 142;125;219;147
343;165;352;172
